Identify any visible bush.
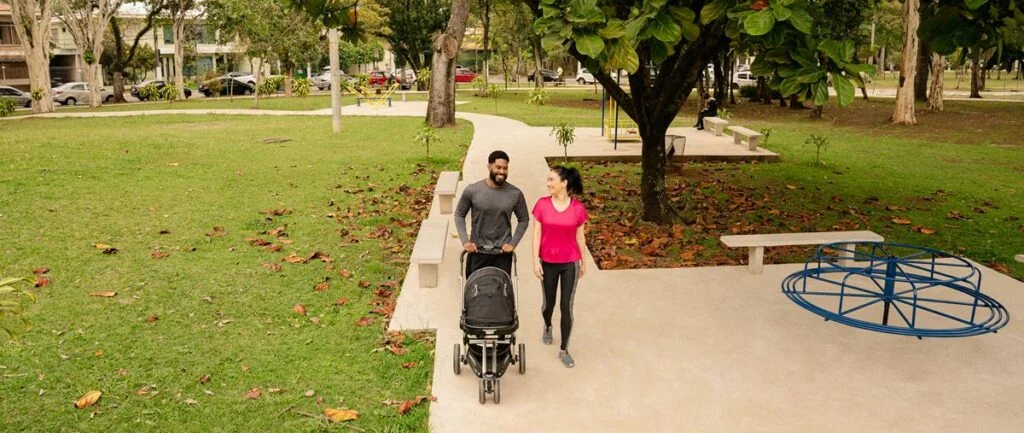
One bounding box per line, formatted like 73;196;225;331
158;83;180;102
0;97;16;117
805;133;830;165
739;85;759;100
472;75;488;96
138;84;162;101
759;127;774;147
294;78;311;97
258;76;284;96
414;125;439;158
353;73;370;89
526;87;550;106
550;122;576;162
417;67;431;89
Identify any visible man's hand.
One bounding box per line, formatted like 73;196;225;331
463;242;478;253
500;243;515;253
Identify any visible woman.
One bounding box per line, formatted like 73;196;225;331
532;165;588;368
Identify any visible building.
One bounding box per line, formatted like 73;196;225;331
0;4;28;90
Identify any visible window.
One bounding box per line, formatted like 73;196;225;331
0;88;17;95
196;25;215;44
73;84;86;91
163;25;173;44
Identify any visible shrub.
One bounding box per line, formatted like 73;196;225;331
417;67;431;89
414;125;439;158
258;76;284;96
526;87;550;106
0;97;16;117
353;73;370;89
759;127;774;147
293;78;311;97
550;122;576;162
805;133;829;165
472;75;488;96
158;83;180;102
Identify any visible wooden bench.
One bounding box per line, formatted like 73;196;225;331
729;126;763;151
410;218;450;287
355;96;392;107
436;171;460;214
703;117;728;136
720;231;884;274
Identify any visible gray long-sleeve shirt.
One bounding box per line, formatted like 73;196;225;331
453;180;529;254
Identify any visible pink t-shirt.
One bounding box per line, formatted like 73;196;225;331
532;196;588;264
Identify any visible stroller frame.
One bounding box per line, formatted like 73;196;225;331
453;251;525;404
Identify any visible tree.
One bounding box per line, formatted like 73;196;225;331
891;0;920;125
7;0;56;113
378;0;448;84
104;0;167;103
56;0;123;107
167;0;202;100
425;0;471;127
531;0;873;223
927;52;944;111
491;1;532;85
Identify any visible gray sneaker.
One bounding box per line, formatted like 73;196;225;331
559;350;575;368
542;326;553;345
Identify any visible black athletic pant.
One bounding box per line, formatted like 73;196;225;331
541;261;580;350
465;252;514;278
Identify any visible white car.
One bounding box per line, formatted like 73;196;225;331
221;72;256;85
576;67;596;85
731;71;758;89
312;71;357;91
52;82;114;105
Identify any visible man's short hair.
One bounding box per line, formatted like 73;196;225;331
488;150;510;164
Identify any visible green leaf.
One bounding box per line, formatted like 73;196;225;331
541;34;565;52
787;7;813;34
743;10;776;36
701;0;730;24
772;2;793;21
648;40;674;64
844;63;876;75
749;57;776;76
567;0;605;24
725;19;742;39
818;40;845;62
776;65;801;78
794;66;825;84
598;20;628;39
964;0;988;10
606;38;640;73
670;6;699;41
847;72;866;89
779;77;804;97
812;81;829;106
841;40;856;63
650;13;683;43
833;74;854;107
575;33;605;58
624;17;649;40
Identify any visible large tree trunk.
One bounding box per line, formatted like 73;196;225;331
329;28;341;132
426;0;471;128
173;18;187;100
712;54;726;101
113;72;126;103
85;62;103;107
10;0;56;113
970;54;982;98
531;34;544;89
284;65;293;97
638;123;672;223
892;0;920;125
927;53;945;112
914;39;930;102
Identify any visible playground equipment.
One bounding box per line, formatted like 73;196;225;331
782;242;1009;338
347;82;400;109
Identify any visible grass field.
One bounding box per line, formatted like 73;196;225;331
0;115;472;432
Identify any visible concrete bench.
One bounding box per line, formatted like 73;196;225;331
355;96;392;107
704;117;728;136
720;230;884;274
410;218;450;287
436;171;460;214
1016;254;1024;264
729;126;763;151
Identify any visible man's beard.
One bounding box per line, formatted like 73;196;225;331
489;171;506;186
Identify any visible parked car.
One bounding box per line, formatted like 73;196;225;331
455;68;477;83
312;71;356;90
52;82;114;105
576;67;596;85
528;69;561;82
389;68;417;90
368;71;389;86
222;71;256;85
130;80;192;100
199;77;255;97
731;71;758;89
0;85;32;108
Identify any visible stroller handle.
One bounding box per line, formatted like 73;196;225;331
460;250;518;278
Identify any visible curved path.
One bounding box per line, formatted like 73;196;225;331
10;102;1024;433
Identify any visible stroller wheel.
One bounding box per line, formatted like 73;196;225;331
518;343;526;374
453;344;461;375
478;380;486;404
494;380;501;404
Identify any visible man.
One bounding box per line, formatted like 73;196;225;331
695;93;718;130
454;150;529;277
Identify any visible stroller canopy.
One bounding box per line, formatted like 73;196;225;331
463;267;516;328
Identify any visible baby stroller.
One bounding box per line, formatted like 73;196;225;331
453;251;525;404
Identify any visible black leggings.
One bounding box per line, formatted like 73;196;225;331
541;261;580;350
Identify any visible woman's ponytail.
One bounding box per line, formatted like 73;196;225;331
552;165;584;196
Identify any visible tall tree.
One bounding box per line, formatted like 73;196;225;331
105;1;167;103
167;0;201;99
530;0;872;223
927;52;944;111
491;1;532;85
891;0;920;125
56;0;124;107
379;0;447;79
425;0;471;127
7;0;56;113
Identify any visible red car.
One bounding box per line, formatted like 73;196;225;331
368;71;388;86
455;68;477;83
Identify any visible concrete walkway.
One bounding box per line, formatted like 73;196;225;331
10;101;1024;432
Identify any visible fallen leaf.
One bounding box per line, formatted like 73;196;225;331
947;211;965;220
246;237;272;247
919;227;936;235
339;269;353;278
267;388;286;394
374;289;393;298
89;291;117;298
334;297;349;306
359;281;371;288
74;390;102;409
245;388;261;399
267;226;287;236
151;251;169;260
184;398;198;405
308;251;332;263
315;281;330;292
398;400;417;414
116;368;128;377
279;238;294;245
136;386;153;395
891;217;912;225
206;227;227;237
34;277;50;288
145;315;159;323
304;390;315;397
33;267;50;275
261;262;282;272
167;162;180;167
158;229;171;235
324;408;359;422
785;184;798;190
386;345;406;355
241;365;251;372
886;205;906;211
94;243;119;254
94;351;104;357
199;374;210;384
282;253;307;264
356;317;375;326
261;209;293;216
402;362;418;369
292;303;308;316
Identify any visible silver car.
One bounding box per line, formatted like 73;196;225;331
52;82;115;105
0;85;32;108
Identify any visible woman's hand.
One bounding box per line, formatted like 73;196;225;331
579;262;586;279
533;262;544;280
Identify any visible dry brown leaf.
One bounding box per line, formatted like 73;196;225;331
94;243;119;254
292;303;308;316
241;365;251;372
279;238;294;245
304;390;315;397
74;390;102;409
891;217;912;225
206;227;226;238
33;267;50;275
374;289;393;298
34;277;50;288
268;226;287;236
785;184;798;190
339;269;353;278
261;209;293;216
324;408;359;422
359;281;371;288
309;251;332;263
334;297;349;306
245;388;261;399
267;388;286;394
386;345;406;355
986;262;1010;273
315;281;330;292
919;227;936;235
184;398;198;406
136;386;152;395
167;162;180;167
402;362;418;369
151;251;169;260
356;317;375;326
283;253;307;264
89;291;117;298
116;368;128;377
94;351;104;357
261;262;282;272
146;315;159;323
199;374;210;384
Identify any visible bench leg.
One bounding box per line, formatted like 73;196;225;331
418;264;438;288
733;133;742;145
838;243;856;268
439;195;454;214
748;137;759;151
748;246;764;274
356;99;361;107
388;98;392;107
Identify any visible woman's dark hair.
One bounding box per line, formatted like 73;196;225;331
551;165;584;196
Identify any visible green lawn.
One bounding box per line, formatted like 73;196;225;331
0;115;471;432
